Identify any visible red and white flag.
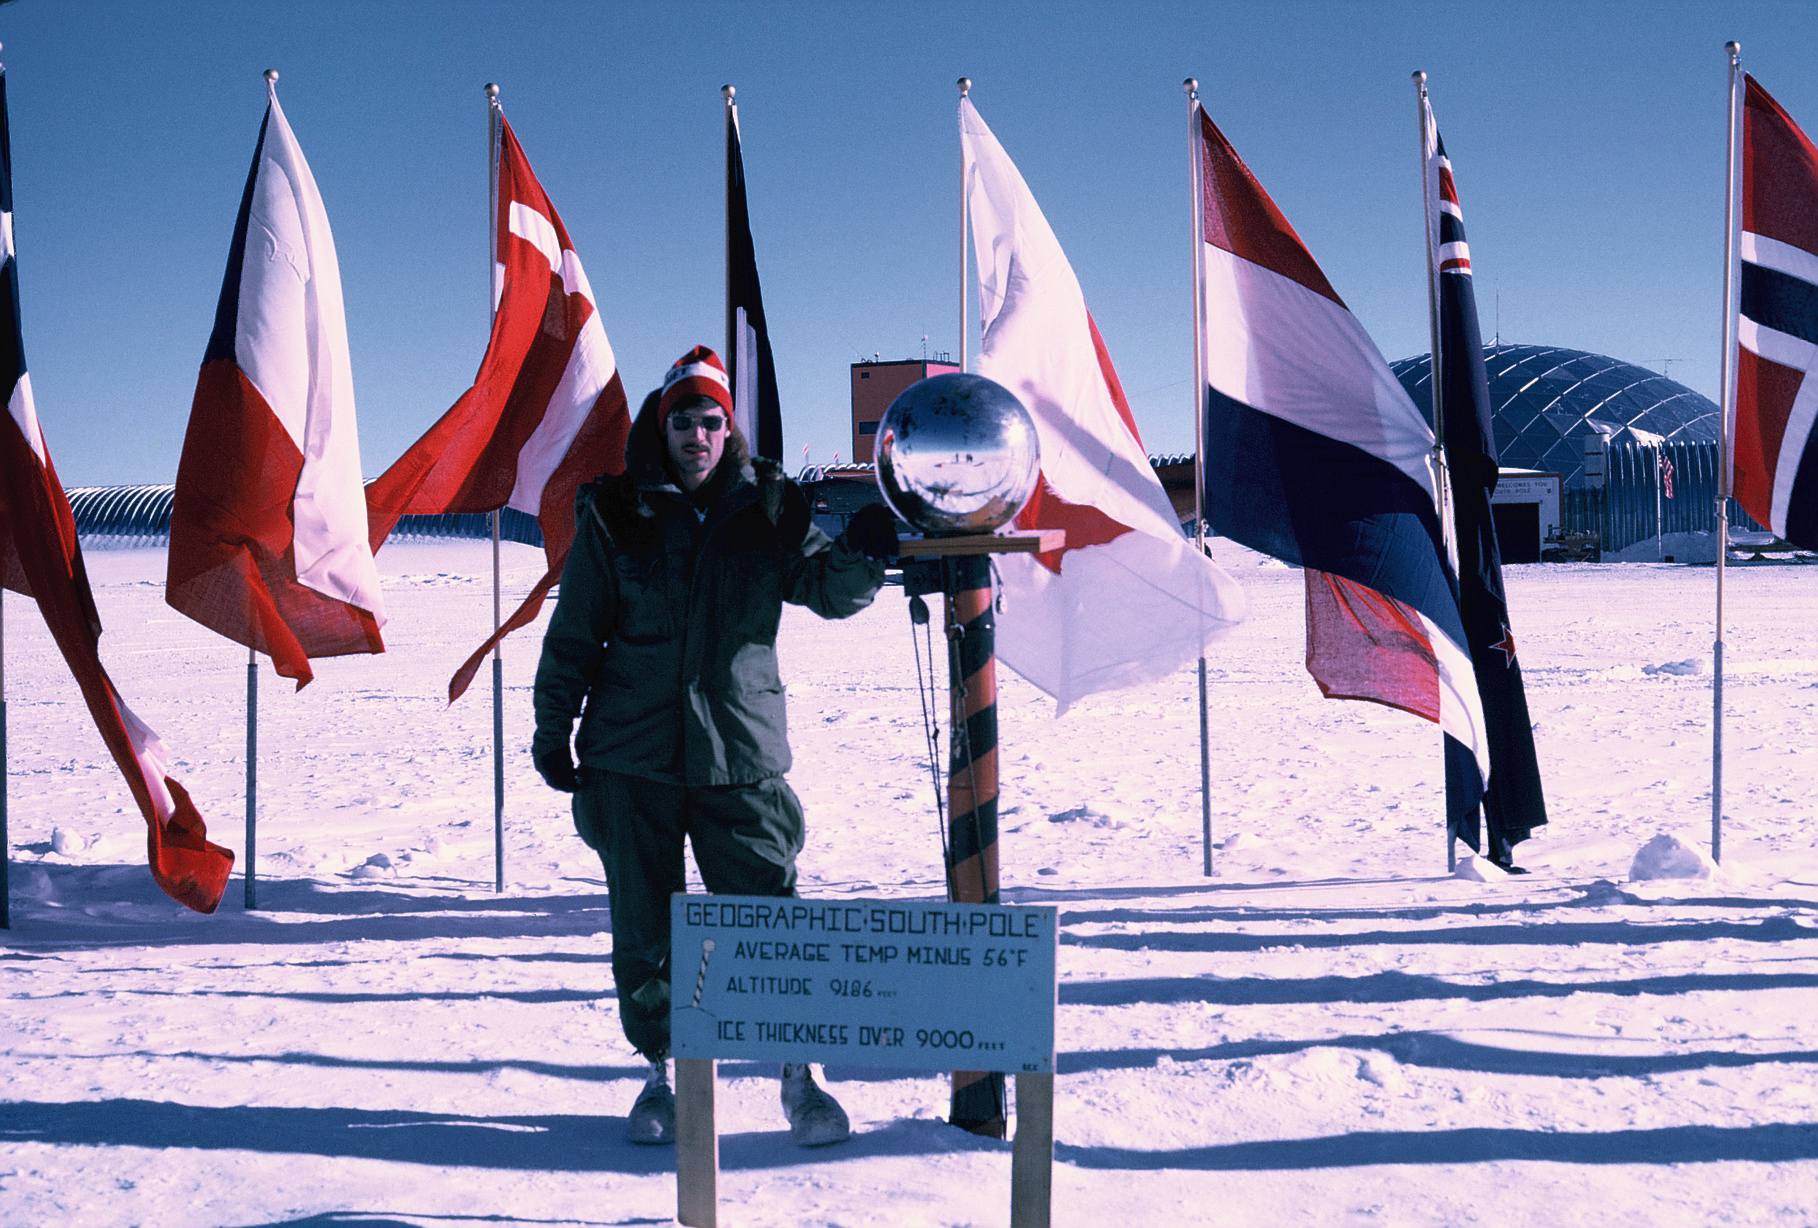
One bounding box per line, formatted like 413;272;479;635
960;97;1244;713
365;115;631;702
167;84;386;688
0;71;232;911
1733;74;1818;549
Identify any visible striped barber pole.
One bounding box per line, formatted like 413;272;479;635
943;553;1006;1137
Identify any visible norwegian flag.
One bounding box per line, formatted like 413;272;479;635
1733;74;1818;550
0;70;233;912
365;115;631;702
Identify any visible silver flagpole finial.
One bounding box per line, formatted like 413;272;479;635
263;69;278;84
958;77;971;97
1183;77;1198;97
722;84;735;101
1412;70;1427;86
484;82;499;101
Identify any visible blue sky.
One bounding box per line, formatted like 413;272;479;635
4;0;1814;486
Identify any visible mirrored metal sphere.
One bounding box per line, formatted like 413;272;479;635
875;373;1039;535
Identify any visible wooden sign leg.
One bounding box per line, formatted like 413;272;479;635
1010;1071;1054;1228
675;1058;718;1228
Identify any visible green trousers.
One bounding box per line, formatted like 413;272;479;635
573;769;805;1061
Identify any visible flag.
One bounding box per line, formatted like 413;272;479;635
1192;102;1491;831
960;98;1244;714
167;84;386;689
1661;452;1676;499
1420;92;1546;858
364;115;631;702
1734;74;1818;550
726;97;783;461
0;71;232;912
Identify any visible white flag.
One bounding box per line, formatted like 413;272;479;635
961;98;1244;713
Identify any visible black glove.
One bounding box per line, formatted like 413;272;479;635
844;502;900;562
534;746;578;793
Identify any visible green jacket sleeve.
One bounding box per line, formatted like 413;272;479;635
532;507;617;759
780;484;886;619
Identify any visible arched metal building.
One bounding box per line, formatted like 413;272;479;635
1389;343;1718;486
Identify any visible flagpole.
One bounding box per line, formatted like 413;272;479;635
1713;41;1743;864
0;48;7;931
959;77;971;373
1414;71;1457;873
1186;78;1214;878
485;83;505;893
724;84;736;390
245;643;258;908
2;577;9;930
244;67;281;912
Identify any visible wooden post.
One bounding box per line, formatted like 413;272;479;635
1010;1072;1055;1228
675;1058;719;1228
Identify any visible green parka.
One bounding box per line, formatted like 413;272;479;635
532;405;885;787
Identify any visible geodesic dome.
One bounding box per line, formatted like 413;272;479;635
1390;344;1719;486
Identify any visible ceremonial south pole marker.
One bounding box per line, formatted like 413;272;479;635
670;893;1059;1228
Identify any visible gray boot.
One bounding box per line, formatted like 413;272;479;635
626;1057;676;1145
781;1063;850;1147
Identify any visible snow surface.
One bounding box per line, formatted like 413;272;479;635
5;543;1818;1226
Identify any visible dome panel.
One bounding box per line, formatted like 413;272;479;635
1393;343;1718;485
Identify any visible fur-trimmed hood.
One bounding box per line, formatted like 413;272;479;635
584;387;790;550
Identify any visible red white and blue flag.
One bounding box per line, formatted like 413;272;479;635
960;97;1244;712
0;70;233;912
364;115;631;702
1733;74;1818;550
168;82;387;689
1193;102;1490;817
1420;90;1546;859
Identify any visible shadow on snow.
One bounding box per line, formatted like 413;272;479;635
6;1096;1815;1173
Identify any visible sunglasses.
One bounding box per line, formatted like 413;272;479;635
668;413;728;433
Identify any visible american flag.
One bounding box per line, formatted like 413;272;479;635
1660;451;1676;499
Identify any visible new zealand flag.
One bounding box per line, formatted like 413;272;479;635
1421;92;1547;860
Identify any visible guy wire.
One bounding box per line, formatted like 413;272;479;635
909;595;952;889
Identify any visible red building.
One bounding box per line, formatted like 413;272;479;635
849;357;960;463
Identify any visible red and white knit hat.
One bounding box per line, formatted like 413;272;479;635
657;345;734;423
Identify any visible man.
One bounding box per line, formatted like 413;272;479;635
532;345;898;1147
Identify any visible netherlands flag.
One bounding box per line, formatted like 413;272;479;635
168;79;386;688
364;114;631;703
1734;74;1818;550
1193;103;1490;812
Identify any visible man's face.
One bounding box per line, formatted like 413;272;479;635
664;396;729;491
